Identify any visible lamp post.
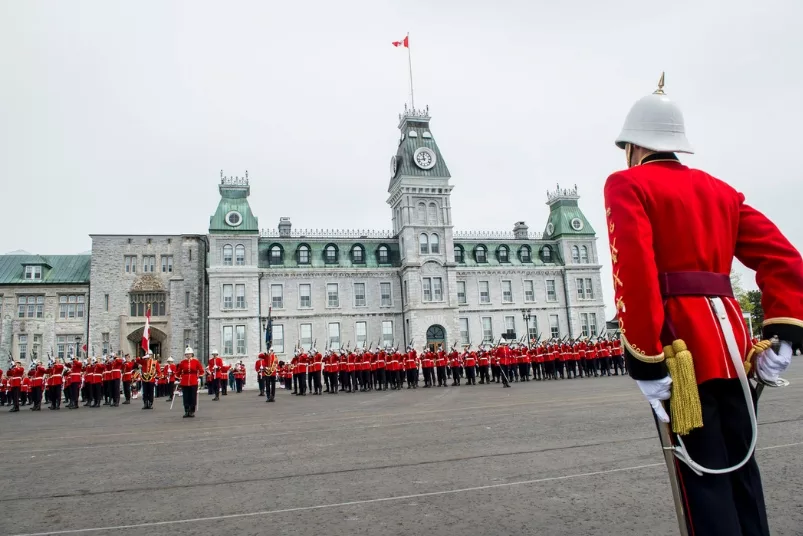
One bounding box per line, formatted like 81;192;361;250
521;308;532;348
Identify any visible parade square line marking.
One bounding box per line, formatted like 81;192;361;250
9;441;803;536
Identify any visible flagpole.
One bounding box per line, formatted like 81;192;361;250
407;32;415;109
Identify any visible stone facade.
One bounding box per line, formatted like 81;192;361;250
88;235;208;361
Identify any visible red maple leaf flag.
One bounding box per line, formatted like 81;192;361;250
392;35;409;48
141;306;151;353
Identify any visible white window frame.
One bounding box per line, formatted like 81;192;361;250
355;321;367;348
549;314;560;338
24;265;42;280
546;279;557;302
419;233;429;255
273;324;285;353
125;255;137;273
223;245;233;266
581;246;590;264
235;325;246;355
300;323;312;351
481;317;493;343
585;278;594;299
479;281;490;304
422;278;432;302
142;255;155;273
161;255;173;273
430;233;440;254
502;280;513;303
457;281;467;305
524;280;535;302
504;316;515;336
235;245;246;266
18;334;28;361
528;317;538;341
236;284;246;309
326;283;339;308
433;277;443;301
299;283;312;308
382;320;394;347
328;322;341;350
222;326;234;355
354;282;367;307
271;284;283;309
576;278;586;300
59;295;85;319
222;284;233;309
459;318;470;345
380;282;392;307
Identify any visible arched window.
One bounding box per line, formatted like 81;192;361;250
581;246;589;264
519;245;531;263
417;203;427;224
351;245;365;264
571;246;580;263
475;245;487;263
235;245;245;266
541;245;553;263
454;245;465;264
419;233;429;255
297;245;310;265
430;233;440;254
270;245;283;265
223;245;233;266
428;202;438;224
377;245;389;264
497;245;509;263
324;244;338;264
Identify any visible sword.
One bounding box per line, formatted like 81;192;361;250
655;407;689;536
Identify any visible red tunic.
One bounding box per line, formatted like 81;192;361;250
176;357;204;387
605;156;803;383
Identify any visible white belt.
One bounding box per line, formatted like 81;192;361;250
668;297;758;476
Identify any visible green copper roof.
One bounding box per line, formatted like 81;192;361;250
0;255;91;285
454;241;563;267
209;180;259;234
258;239;401;269
389;112;451;190
543;199;596;239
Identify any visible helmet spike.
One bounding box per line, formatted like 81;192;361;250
654;72;665;95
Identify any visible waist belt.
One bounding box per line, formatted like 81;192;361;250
658;271;733;298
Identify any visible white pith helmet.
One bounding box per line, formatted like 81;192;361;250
184;346;193;355
615;73;694;154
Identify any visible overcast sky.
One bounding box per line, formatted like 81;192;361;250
2;0;801;317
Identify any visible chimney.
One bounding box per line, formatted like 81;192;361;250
278;217;292;238
513;221;529;240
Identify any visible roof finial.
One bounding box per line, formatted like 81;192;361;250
654;72;665;95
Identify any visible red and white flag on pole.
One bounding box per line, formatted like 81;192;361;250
392;35;409;48
141;306;151;354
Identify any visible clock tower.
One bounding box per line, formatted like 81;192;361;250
387;105;458;350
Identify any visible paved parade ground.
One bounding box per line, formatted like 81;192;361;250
1;364;802;536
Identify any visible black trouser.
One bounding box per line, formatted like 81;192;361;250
257;377;265;394
49;385;63;408
613;355;625;375
9;386;20;409
92;383;102;405
167;382;176;400
30;386;43;409
518;362;528;380
212;378;221;396
123;381;131;401
451;366;461;385
465;365;476;385
313;371;322;393
265;376;276;400
182;385;198;413
375;368;385;390
297;372;307;394
663;379;769;536
70;383;80;407
436;366;447;386
406;368;416;386
221;378;228;395
142;381;155;406
308;372;314;392
111;378;121;404
235;378;244;393
479;365;490;383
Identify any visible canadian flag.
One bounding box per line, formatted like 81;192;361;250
141;306;151;353
392;36;409;48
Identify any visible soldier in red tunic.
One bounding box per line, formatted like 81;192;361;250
607;74;803;536
176;346;204;418
6;361;24;412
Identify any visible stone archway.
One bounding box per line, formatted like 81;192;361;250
426;324;446;352
127;326;167;359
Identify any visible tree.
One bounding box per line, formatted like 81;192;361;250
745;290;764;334
730;269;753;315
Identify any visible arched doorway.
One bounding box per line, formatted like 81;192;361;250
426;325;446;352
127;326;167;360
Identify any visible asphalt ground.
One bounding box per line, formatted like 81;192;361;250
1;363;802;536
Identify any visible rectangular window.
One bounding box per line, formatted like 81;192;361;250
355;321;367;348
328;323;341;350
236;284;246;309
235;246;245;266
300;323;312;351
546;279;557;302
585;278;594;300
580;313;590;337
299;284;312;308
236;325;246;354
129;292;166;316
403;280;409;304
528;317;538;341
457;281;467;305
59;295;85;319
24;266;42;280
32;334;42;360
433;277;443;301
161;256;173;273
576;278;585;300
18;334;28;361
382;320;394;347
549;314;560;339
57;335;67;359
459;318;470;345
380;282;392;306
422;278;432;302
223;284;233;309
589;312;597;336
482;317;493;343
479;281;490;304
524;280;535;302
184;329;191;348
223;326;234;355
270;284;282;309
185;291;190;308
104;294;110;312
502;280;513;303
125;256;136;273
354;283;366;307
504;315;515;336
18;296;45;319
142;256;155;273
101;333;109;356
327;283;339;307
273;324;285;353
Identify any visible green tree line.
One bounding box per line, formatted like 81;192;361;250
731;270;763;335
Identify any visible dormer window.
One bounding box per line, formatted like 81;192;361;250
377;245;389;264
497;245;509;263
24;266;42;280
475;245;487;263
351;245;365;264
454;246;465;264
324;244;339;264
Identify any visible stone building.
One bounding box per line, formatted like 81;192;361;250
87;235;208;361
0;253;91;363
205;106;606;388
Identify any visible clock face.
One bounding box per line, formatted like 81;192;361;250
413;147;436;170
546;222;554;236
390;156;397;178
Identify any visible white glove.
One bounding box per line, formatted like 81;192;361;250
636;376;672;423
757;341;793;384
